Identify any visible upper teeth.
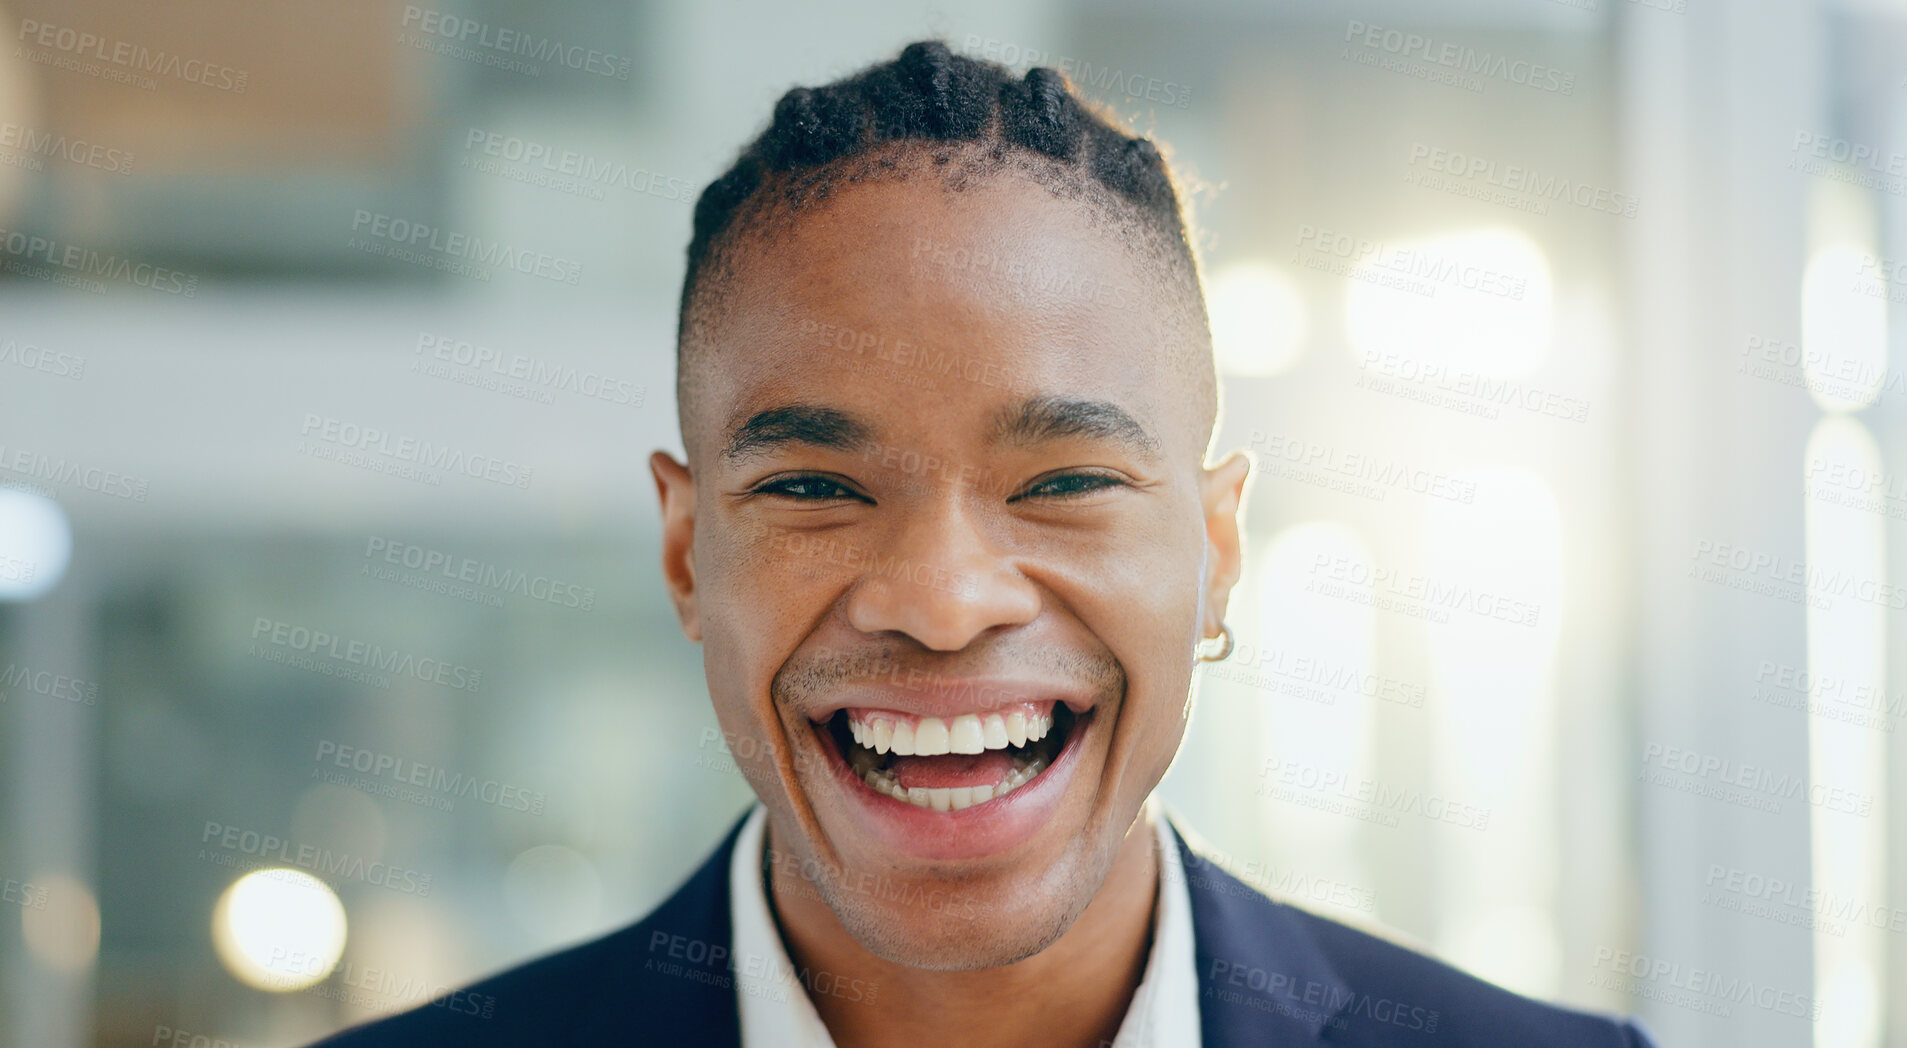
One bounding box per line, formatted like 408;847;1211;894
847;709;1052;756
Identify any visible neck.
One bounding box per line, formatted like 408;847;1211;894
767;810;1162;1048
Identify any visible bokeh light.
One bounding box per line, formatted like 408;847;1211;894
1209;262;1307;378
211;869;348;992
0;488;72;602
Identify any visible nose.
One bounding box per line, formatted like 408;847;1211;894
842;499;1040;651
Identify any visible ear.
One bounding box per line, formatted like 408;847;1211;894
1196;451;1251;642
650;450;702;643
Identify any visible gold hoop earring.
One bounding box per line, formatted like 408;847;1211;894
1197;622;1234;662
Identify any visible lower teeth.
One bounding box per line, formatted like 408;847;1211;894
860;756;1048;812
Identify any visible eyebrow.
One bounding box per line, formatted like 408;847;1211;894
990;395;1161;458
718;395;1161;465
721;404;875;463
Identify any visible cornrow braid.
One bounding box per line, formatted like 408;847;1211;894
677;39;1201;349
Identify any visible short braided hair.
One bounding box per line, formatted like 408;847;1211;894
676;38;1209;435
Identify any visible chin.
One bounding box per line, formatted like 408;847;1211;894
821;857;1105;971
803;803;1137;972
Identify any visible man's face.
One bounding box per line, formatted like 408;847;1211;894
653;173;1247;969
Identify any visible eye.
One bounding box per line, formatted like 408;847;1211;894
1012;471;1130;501
750;473;869;502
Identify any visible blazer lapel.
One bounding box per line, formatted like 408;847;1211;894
577;810;749;1047
1171;820;1353;1047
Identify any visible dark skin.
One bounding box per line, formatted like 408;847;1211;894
651;172;1250;1048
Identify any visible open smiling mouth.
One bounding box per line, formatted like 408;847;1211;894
822;703;1085;813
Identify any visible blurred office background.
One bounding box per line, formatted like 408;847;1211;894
0;0;1902;1045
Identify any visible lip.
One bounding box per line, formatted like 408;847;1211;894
802;676;1099;724
807;703;1096;862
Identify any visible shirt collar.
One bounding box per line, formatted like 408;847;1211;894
729;801;1202;1047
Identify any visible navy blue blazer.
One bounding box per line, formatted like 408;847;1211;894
311;811;1656;1046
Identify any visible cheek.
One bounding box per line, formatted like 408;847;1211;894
1055;501;1208;616
693;526;814;735
1075;506;1203;757
695;514;828;642
701;504;846;592
707;700;785;797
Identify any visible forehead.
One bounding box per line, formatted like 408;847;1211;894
690;175;1205;462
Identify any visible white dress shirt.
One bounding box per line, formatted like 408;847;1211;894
729;801;1201;1047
